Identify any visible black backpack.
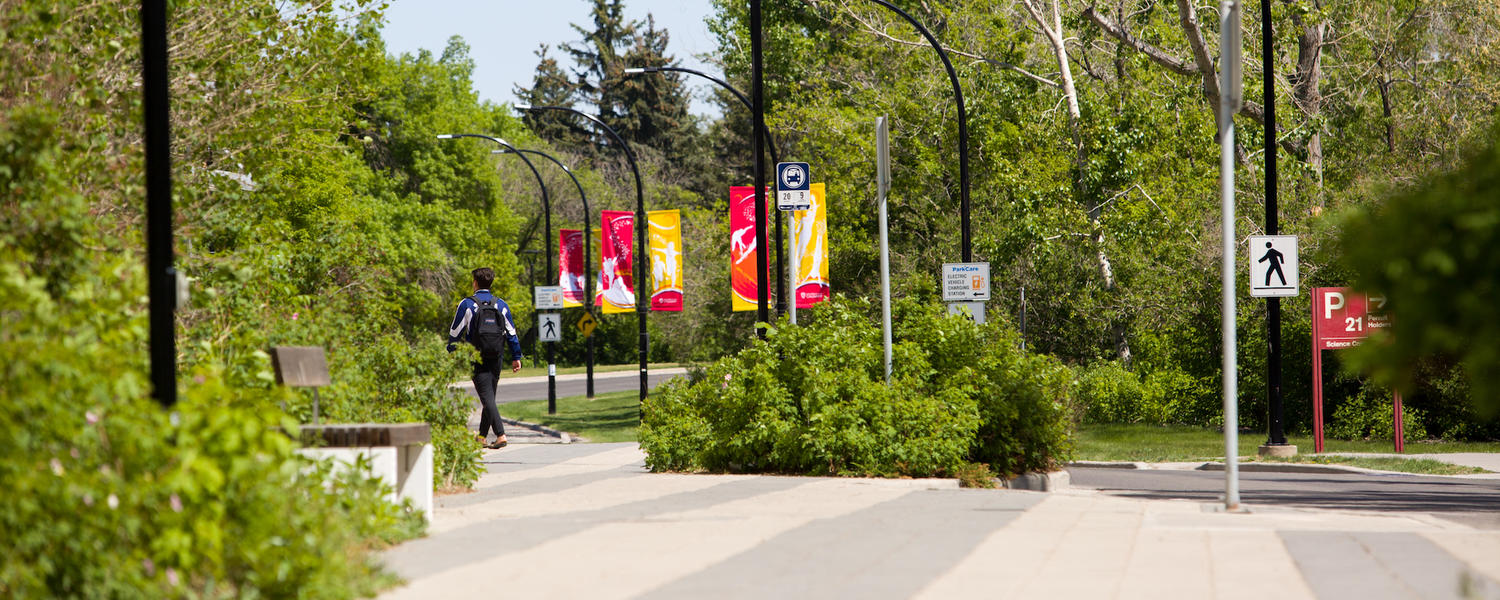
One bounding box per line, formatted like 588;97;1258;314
469;296;507;356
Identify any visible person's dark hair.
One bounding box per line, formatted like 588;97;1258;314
472;267;495;290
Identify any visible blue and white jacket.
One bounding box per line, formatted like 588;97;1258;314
447;289;523;360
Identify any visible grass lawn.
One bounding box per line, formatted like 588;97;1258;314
506;362;691;377
504;390;641;443
1258;455;1488;475
1075;423;1499;473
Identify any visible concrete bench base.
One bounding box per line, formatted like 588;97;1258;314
297;423;433;522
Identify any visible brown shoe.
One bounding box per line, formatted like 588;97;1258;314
486;439;508;449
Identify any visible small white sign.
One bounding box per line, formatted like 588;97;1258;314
534;286;564;310
538;313;562;342
947;302;987;324
1249;235;1298;298
776;162;811;211
942;262;991;302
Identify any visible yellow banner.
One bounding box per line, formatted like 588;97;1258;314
792;183;831;308
648;210;683;312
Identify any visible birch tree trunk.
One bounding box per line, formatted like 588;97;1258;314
1022;0;1133;365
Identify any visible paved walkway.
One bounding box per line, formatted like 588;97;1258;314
381;443;1500;599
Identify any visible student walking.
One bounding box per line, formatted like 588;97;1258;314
448;267;522;449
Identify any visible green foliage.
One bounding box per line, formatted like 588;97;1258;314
1072;362;1212;426
1341;126;1500;417
1327;383;1428;443
641;296;1073;478
0;199;420;596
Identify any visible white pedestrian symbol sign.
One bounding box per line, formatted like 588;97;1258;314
1248;235;1298;298
538;313;562;342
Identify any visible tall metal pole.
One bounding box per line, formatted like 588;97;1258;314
1261;0;1286;446
877;117;893;384
865;0;970;262
437;134;557;414
498;148;596;399
621;66;788;318
514;105;650;404
751;0;770;336
1219;0;1244;511
142;0;176;408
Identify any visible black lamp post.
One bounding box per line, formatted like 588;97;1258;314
142;0;175;407
514;104;651;404
862;0;971;262
437;133;559;414
494;147;597;400
622;66;787;317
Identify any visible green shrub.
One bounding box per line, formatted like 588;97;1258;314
0;254;422;598
640;296;1073;478
1075;362;1147;423
1328;383;1429;443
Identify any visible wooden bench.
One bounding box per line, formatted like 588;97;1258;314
297;423;433;522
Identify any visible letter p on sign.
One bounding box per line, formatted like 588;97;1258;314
1324;292;1345;319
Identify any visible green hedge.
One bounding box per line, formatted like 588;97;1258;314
0;253;422;597
640;297;1073;478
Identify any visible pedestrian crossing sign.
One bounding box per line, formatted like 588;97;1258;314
539;313;562;343
1249;235;1298;298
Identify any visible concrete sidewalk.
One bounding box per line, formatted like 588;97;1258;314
382;443;1500;599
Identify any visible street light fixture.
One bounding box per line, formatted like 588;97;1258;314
437;133;560;414
622;66;789;318
860;0;972;262
513;104;652;405
493;147;597;400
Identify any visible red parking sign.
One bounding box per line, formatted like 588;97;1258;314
1310;287;1402;453
1313;288;1390;350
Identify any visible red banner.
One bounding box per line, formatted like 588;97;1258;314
730;186;767;312
558;229;585;307
598;211;635;314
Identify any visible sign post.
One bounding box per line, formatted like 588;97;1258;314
876;117;893;384
1218;0;1244;511
778;162;811;324
534;287;564;414
1310;287;1400;453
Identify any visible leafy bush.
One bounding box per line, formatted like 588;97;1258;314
1327;382;1429;443
1341;126;1500;417
0;252;422;597
641;296;1073;478
1073;361;1208;427
1075;362;1147;423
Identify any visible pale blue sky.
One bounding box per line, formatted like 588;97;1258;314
379;0;722;118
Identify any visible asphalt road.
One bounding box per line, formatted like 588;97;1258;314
454;369;687;404
1069;466;1500;529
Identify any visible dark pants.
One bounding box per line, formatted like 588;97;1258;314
473;354;506;439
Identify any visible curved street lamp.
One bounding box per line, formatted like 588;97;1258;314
514;104;651;405
623;66;789;317
860;0;972;262
493;147;597;400
437;133;560;414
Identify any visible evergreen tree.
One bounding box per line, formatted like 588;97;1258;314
564;0;634;129
513;44;586;148
616;15;697;161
